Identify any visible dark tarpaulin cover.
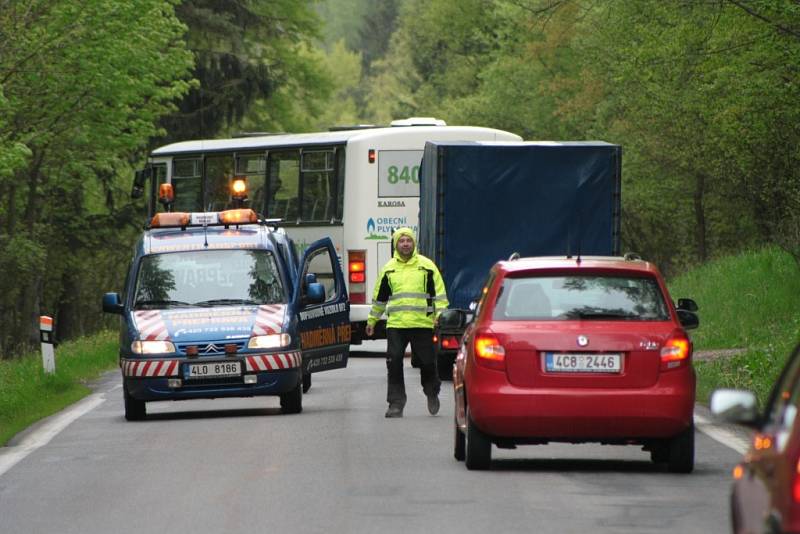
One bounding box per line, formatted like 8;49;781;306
418;141;621;310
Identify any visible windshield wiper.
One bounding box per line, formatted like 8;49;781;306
564;308;636;320
193;298;259;307
134;299;191;309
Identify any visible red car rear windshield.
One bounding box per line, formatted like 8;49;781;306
492;274;670;321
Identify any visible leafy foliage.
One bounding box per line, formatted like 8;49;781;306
334;0;800;276
0;0;193;356
161;0;329;140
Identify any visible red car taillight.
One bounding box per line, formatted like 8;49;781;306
474;334;505;370
348;250;366;304
793;458;800;503
660;334;691;371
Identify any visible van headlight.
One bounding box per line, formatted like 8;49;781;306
248;333;291;349
131;340;176;354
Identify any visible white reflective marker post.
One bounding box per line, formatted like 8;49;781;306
40;315;55;374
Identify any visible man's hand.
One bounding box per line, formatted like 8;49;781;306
365;324;374;337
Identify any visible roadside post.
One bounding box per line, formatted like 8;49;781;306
40;315;55;374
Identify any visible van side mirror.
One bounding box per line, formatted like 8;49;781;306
677;298;698;312
306;282;325;304
304;273;318;288
102;292;124;314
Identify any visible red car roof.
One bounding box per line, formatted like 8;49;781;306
496;256;661;276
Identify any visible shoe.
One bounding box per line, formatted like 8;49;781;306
427;395;440;415
385;405;403;418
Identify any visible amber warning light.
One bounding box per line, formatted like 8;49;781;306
231;176;247;200
159;183;174;206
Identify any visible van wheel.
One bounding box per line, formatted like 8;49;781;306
465;409;491;470
667;423;694;473
280;381;303;414
302;372;312;393
454;414;466;461
124;386;146;421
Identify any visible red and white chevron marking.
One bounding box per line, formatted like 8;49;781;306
251;305;286;336
133;311;170;341
122;359;180;377
245;351;301;372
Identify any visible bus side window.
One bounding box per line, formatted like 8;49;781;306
334;148;345;222
301;150;335;223
172;158;203;212
236;153;267;215
267;151;300;222
205;155;234;211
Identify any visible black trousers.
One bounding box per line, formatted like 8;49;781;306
386;327;440;406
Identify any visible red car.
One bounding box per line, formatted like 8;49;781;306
711;343;800;533
450;255;699;471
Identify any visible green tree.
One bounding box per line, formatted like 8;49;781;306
0;0;193;354
161;0;329;140
348;0;800;273
357;0;399;74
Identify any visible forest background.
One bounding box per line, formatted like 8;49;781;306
0;0;797;358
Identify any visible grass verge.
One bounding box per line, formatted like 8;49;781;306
668;246;800;406
0;330;118;446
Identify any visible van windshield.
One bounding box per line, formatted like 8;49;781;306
493;274;670;321
133;250;284;309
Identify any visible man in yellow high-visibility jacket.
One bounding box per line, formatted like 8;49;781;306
365;227;449;418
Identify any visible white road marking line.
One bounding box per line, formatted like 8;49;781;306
695;412;749;454
0;389;112;478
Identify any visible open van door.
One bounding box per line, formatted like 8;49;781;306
294;238;350;387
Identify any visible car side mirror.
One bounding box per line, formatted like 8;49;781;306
710;389;759;427
677;309;699;330
438;309;467;329
677;298;698;312
306;282;325;304
102;292;124;314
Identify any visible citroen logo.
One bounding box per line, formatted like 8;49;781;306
577;335;589;347
201;344;221;354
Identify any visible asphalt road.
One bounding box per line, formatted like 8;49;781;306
0;353;747;534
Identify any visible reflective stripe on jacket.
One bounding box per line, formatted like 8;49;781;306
367;252;448;330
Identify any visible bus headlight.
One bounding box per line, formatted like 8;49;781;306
248;333;291;350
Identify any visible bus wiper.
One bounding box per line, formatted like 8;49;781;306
193;298;259;307
134;299;191;309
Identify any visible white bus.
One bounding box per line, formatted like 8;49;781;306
134;117;521;343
